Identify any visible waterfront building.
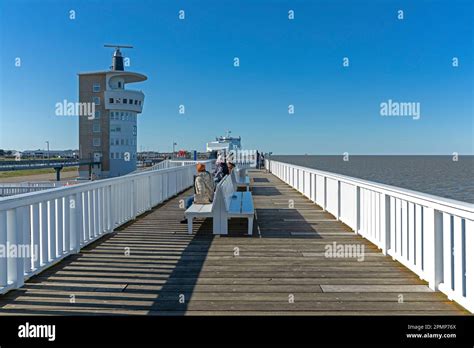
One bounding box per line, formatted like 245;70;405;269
78;46;147;178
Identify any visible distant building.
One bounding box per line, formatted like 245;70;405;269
78;46;147;178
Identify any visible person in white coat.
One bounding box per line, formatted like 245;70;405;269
180;163;215;223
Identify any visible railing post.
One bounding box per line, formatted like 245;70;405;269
74;193;83;252
323;177;327;211
57;198;64;257
68;195;76;253
131;180;137;219
0;211;7;289
48;200;57;261
107;185;112;231
40;201;48;266
31;204;40;271
110;185;116;229
355;187;361;235
22;206;32;275
148;176;153;209
424;207;443;290
465;219;474;312
8;208;24;289
380;193;390;255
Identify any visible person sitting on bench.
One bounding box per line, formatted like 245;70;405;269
180;162;215;223
227;161;235;174
213;154;229;183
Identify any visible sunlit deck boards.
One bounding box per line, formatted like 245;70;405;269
0;170;468;315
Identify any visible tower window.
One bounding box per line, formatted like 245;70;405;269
118;81;122;88
93;138;101;147
93;122;101;133
95;111;100;119
123;98;128;104
93;96;100;105
93;83;100;92
109;98;114;103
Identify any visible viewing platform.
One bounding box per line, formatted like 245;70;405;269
0;169;468;315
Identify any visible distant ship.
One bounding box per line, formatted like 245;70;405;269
206;131;241;153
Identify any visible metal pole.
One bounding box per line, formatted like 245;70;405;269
46;141;50;163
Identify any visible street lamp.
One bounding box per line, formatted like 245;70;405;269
45;141;50;162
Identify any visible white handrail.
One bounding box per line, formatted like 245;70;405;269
147;159;215;171
0;163;202;295
0;182;63;197
266;159;474;313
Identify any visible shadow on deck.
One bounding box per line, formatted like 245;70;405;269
0;170;468;315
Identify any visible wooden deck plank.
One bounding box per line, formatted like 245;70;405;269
0;169;468;315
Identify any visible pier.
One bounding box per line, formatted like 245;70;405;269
0;166;469;315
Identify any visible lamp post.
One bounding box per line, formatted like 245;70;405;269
45;141;50;162
172;142;177;159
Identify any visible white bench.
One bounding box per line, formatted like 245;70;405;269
231;168;251;191
185;174;254;235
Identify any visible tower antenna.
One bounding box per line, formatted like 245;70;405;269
104;44;134;49
104;44;133;71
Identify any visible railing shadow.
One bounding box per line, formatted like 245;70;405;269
147;219;214;314
252;187;282;196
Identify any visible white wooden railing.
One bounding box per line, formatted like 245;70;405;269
266;159;474;313
0;162;211;295
148;159;212;171
0;182;63;197
0;186;51;197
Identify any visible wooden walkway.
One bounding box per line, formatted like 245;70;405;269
0;170;468;315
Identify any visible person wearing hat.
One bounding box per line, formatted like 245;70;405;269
180;162;215;223
194;163;214;203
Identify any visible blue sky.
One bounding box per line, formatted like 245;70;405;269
0;0;472;154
